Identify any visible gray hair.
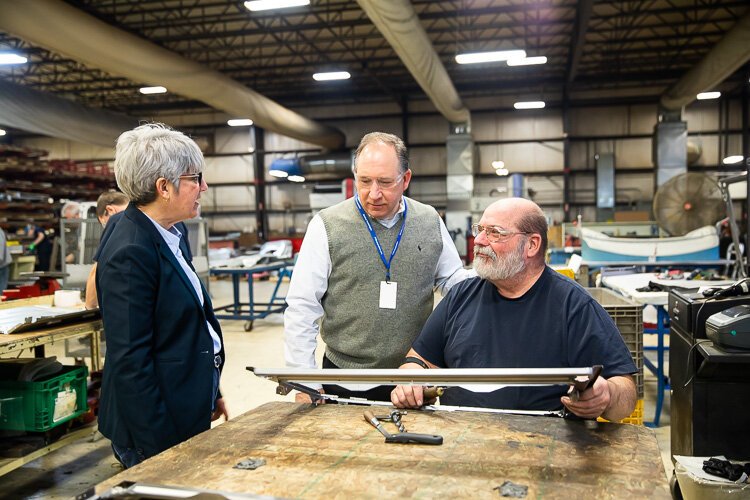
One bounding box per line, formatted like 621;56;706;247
61;201;82;218
352;132;408;175
114;123;204;205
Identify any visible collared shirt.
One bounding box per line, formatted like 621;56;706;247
144;213;221;355
284;197;475;376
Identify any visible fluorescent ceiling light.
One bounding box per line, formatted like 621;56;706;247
491;160;505;169
139;86;167;94
313;71;351;81
227;118;254;127
288;175;306;183
0;53;27;65
495;168;509;176
455;50;526;65
514;101;545;110
244;0;309;12
0;129;6;136
696;91;721;100
269;169;289;178
722;155;744;165
507;56;547;66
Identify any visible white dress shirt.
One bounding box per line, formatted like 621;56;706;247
145;214;221;354
284;197;475;380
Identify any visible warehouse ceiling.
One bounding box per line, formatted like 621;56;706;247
0;0;749;125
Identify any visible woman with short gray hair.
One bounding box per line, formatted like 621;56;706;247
97;123;227;469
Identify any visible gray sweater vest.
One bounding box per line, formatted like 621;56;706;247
319;197;443;368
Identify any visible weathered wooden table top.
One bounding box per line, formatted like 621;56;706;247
94;401;670;499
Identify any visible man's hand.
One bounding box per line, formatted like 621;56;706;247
561;376;611;419
391;383;426;408
211;398;229;422
295;388;325;404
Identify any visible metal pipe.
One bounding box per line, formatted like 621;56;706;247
249;366;596;386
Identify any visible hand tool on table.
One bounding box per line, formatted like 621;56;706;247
363;409;443;445
566;364;603;402
372;409;407;432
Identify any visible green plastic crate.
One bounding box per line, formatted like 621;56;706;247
0;365;88;432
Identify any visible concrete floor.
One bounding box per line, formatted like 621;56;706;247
0;277;673;498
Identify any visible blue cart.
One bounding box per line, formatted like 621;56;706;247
210;260;293;331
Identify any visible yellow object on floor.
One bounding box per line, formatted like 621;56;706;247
598;398;644;426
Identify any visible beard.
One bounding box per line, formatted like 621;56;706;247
473;237;527;281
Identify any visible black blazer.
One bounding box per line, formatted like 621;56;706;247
96;203;223;458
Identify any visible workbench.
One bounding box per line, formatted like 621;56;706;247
91;402;670;499
210;260;293;331
0;296;103;477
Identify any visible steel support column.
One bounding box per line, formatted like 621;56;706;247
253;126;269;242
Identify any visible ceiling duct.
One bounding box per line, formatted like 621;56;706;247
0;79;138;147
270;152;353;178
0;0;345;150
356;0;470;125
661;11;750;111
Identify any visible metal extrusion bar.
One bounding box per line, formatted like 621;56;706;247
247;366;598;387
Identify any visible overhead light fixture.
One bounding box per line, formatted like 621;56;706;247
696;91;721;100
507;56;547;67
491;160;505;169
288;175;306;183
227;118;254;127
495;168;509;176
0;129;6;136
244;0;309;12
139;86;167;94
269;169;289;178
0;53;27;65
514;101;545;110
723;155;744;165
313;71;351;81
455;50;526;65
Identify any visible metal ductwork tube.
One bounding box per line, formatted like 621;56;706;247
661;11;750;111
0;0;345;150
0;79;138;147
356;0;470;125
269;152;353;179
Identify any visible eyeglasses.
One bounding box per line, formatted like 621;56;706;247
471;223;530;243
179;172;203;185
356;172;405;190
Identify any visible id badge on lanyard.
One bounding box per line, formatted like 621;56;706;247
354;195;407;310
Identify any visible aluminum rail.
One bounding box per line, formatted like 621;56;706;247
248;366;597;386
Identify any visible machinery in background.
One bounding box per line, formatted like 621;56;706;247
668;289;750;461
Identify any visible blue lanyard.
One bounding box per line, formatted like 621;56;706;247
354;194;407;282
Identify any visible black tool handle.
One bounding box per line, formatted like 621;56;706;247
385;432;443;445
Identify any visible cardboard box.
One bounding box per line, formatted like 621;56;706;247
614;211;651;222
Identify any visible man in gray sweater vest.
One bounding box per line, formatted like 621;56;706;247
285;132;473;402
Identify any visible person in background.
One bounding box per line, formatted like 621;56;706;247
284;131;474;403
84;191;129;309
391;198;638;422
61;201;82;264
0;229;11;293
97;123;227;468
25;224;52;272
